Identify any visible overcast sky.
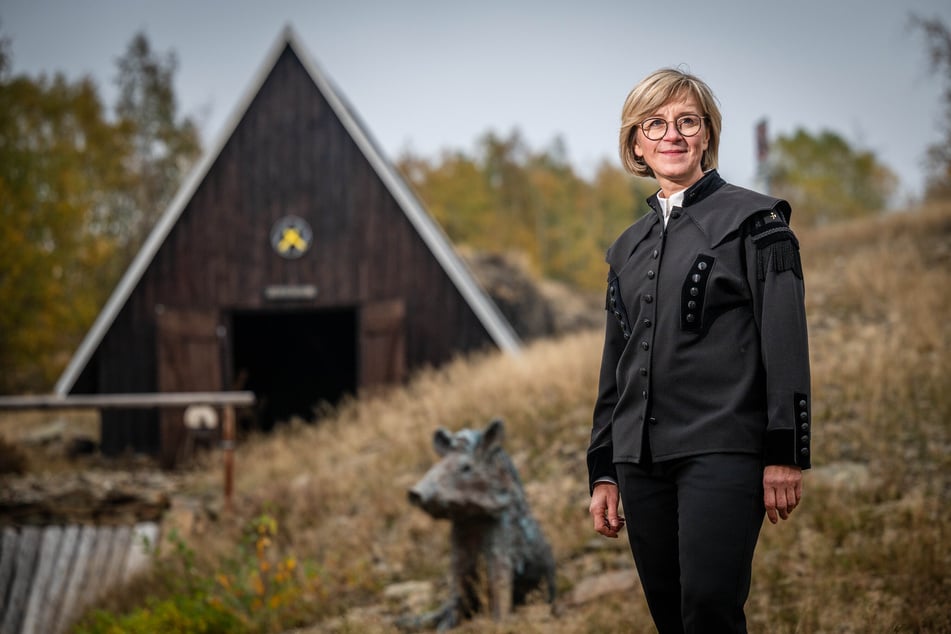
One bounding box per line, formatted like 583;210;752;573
3;0;950;205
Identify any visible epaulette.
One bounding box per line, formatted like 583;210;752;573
749;209;802;280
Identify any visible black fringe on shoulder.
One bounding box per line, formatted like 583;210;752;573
757;239;803;281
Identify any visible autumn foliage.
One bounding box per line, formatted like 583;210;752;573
0;33;200;394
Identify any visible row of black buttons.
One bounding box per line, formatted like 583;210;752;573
795;395;810;458
608;279;632;340
638;238;663;410
681;256;713;331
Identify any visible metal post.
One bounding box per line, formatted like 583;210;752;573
222;405;235;513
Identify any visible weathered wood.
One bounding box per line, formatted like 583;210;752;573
20;525;63;634
100;525;131;598
1;526;41;634
0;525;151;634
0;391;255;410
0;527;19;624
360;299;407;388
79;526;115;609
42;525;79;634
54;525;95;634
157;309;224;468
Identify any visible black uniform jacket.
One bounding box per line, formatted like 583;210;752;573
587;170;812;492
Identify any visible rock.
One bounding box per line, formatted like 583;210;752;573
809;461;876;493
463;250;601;341
383;580;435;612
0;471;174;525
569;569;637;605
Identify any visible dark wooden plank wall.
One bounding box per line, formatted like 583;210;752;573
75;45;496;455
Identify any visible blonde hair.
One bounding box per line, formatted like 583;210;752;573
619;68;722;178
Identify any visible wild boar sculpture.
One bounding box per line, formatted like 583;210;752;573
402;418;556;631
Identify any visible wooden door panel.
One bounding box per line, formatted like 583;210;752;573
359;300;406;388
156;308;222;467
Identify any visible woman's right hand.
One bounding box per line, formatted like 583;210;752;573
589;482;625;538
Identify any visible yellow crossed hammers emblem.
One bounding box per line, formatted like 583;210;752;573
278;227;308;254
271;216;312;259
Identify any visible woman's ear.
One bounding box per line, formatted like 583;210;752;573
632;131;644;158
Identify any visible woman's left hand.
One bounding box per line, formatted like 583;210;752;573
763;465;803;524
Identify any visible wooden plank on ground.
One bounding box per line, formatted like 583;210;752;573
42;524;79;634
100;525;131;594
1;526;41;634
54;525;95;634
0;527;19;623
21;525;63;634
79;526;114;609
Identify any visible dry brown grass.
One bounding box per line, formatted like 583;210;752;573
0;408;100;473
176;331;650;633
19;203;951;632
764;203;951;634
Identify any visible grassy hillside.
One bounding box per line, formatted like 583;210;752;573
79;203;950;633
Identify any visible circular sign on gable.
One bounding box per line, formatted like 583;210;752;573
270;216;312;259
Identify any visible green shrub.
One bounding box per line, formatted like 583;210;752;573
209;513;314;632
75;593;244;634
73;514;320;634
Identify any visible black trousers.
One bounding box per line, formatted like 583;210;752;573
616;452;765;634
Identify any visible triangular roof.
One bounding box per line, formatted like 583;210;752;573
54;25;520;396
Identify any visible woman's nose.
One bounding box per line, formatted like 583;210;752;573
662;121;684;141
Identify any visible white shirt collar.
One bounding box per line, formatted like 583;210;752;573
657;189;685;226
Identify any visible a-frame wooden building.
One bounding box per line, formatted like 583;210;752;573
54;27;520;466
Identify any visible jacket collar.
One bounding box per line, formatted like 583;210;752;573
646;170;726;215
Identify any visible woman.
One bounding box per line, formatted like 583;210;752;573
586;68;812;634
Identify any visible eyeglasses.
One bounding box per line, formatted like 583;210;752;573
638;114;705;141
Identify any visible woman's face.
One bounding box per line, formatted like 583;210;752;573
633;93;710;196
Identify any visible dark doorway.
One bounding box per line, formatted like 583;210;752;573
230;309;357;431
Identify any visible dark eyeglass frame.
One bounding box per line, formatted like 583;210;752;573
638;114;706;141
